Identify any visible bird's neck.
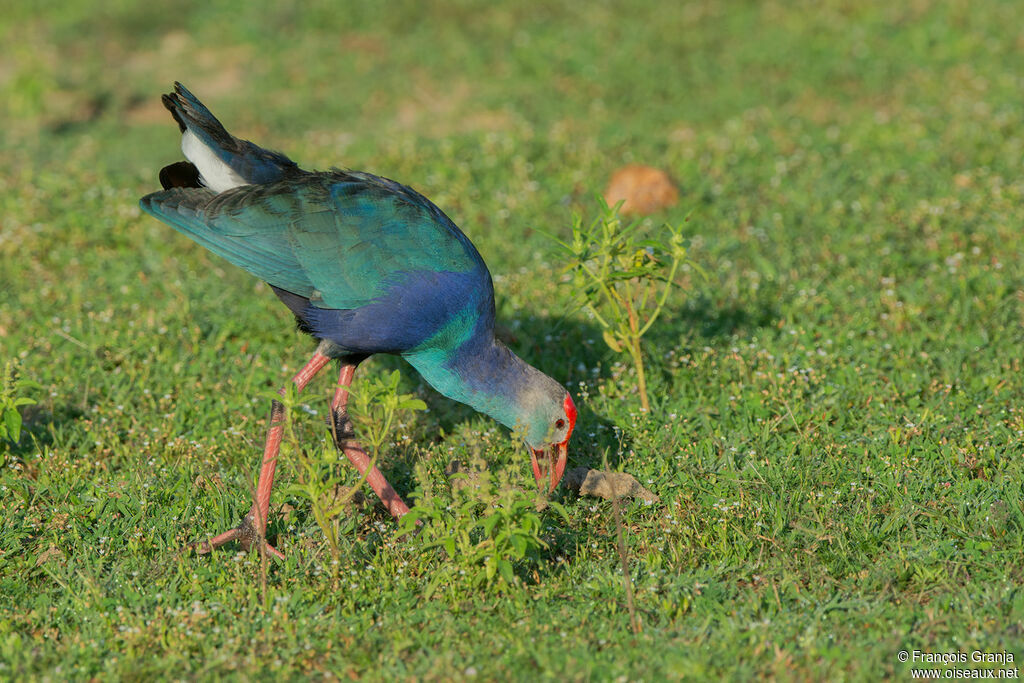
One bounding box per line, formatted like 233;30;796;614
403;324;532;435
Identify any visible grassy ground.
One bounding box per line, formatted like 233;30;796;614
3;0;1024;679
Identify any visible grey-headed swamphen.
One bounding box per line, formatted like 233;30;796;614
139;83;576;557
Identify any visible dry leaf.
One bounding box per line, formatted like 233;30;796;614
604;165;679;216
563;467;660;503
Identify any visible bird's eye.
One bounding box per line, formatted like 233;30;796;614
555;419;566;430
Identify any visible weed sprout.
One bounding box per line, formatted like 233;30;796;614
555;198;695;412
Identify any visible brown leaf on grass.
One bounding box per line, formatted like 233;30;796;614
563;467;660;503
193;473;224;491
35;546;64;568
604;164;679;216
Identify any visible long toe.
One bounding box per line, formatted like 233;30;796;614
192;527;243;554
190;519;286;559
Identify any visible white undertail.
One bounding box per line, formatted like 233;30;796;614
181;129;247;193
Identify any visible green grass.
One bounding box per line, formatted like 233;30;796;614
3;0;1024;679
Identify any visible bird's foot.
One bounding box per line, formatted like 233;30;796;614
190;513;286;560
329;408;357;448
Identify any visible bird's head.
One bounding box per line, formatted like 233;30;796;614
523;390;577;493
408;339;578;494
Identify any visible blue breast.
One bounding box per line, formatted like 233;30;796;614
295;266;492;356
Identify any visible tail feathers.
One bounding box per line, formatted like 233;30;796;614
161;82;300;191
162;82;232;141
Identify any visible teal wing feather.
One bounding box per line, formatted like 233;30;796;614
139;171;484;310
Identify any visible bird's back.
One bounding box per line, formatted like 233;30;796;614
140;169;495;356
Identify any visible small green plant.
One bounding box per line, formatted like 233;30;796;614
349;368;428;460
0;360;38;446
282;368;426;558
557;199;693;412
280;424;350;560
400;462;568;595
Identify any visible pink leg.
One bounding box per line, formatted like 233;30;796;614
194;351;333;557
330;364;410;519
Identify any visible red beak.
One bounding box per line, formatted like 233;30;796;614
531;441;568;493
531;393;575;493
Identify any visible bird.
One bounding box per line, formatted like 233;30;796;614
139;83;577;558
